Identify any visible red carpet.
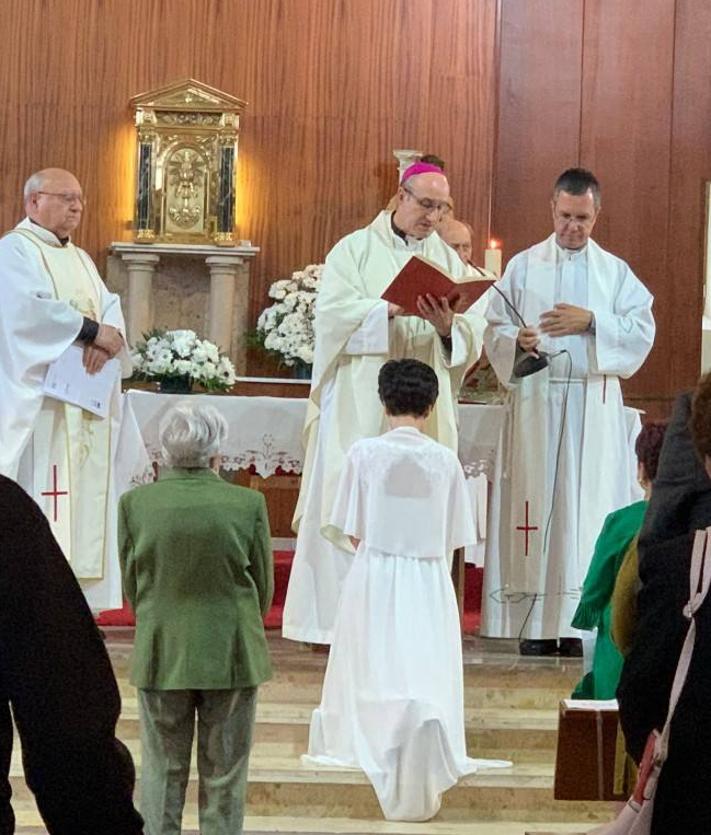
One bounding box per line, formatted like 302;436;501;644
97;551;483;634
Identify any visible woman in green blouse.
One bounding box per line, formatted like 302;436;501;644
571;421;667;700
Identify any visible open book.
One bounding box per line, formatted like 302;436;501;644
381;255;493;316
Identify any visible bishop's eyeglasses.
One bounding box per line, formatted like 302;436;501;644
402;186;449;215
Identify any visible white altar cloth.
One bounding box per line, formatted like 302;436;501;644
120;391;641;568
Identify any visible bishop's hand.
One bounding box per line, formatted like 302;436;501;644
539;303;593;336
416;293;453;337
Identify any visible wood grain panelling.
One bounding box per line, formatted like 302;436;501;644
4;1;709;401
492;0;707;412
666;0;711;395
0;0;497;367
579;0;676;403
491;0;584;260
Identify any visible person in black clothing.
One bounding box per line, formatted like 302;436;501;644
618;378;711;833
637;390;711;548
0;475;143;834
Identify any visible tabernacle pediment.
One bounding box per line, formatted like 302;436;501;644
130;78;247;113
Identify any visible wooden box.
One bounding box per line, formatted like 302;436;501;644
554;700;627;802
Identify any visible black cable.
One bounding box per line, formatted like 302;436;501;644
517;594;539;644
542;349;573;552
490;281;528;329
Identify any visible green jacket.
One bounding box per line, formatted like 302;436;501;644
571;500;647;700
118;468;274;690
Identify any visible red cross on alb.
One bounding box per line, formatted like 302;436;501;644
41;464;69;523
516;500;539;556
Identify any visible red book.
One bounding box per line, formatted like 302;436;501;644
381;255;493;316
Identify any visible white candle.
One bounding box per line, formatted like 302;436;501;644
484;239;502;278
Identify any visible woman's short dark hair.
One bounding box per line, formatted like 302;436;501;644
378;359;438;417
635;420;668;482
692;373;711;460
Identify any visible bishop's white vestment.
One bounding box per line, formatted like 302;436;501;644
481;235;655;639
305;428;510;820
0;218;134;610
282;211;488;643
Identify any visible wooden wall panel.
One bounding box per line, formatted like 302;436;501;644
4;1;709;403
491;0;584;260
579;0;676;405
0;0;497;370
666;0;711;396
492;0;707;413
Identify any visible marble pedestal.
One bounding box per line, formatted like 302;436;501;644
107;241;259;373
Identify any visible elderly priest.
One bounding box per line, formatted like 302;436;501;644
481;168;655;656
283;162;489;644
0;168;129;610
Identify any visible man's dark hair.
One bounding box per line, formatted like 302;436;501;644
553;167;601;208
378;359;438;417
419;153;445;170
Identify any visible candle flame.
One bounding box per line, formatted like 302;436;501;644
489;238;500;250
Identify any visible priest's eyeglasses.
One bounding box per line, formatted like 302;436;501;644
402;186;448;215
37;191;86;206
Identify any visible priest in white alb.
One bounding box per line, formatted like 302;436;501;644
481;168;655;655
282;161;490;644
0;168;136;610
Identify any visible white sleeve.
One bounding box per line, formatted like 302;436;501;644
447;460;478;552
343;300;389;355
0;235;84;367
329;448;365;540
484;258;524;385
590;265;655;379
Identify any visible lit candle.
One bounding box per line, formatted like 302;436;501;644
484;239;502;278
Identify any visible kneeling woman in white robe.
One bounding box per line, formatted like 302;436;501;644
305;358;510;821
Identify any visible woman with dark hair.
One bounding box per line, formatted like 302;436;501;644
570;421;667;699
305;358;508;821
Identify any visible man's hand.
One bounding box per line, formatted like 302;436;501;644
517;327;540;352
94;324;124;357
83;345;111;375
539;303;593;337
416;294;453;337
388;302;404;318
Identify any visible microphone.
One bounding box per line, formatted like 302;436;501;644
489;283;550;378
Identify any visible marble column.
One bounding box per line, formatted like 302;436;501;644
206;255;245;357
121;252;160;348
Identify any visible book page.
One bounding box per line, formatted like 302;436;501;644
561;699;619;711
43;343;119;418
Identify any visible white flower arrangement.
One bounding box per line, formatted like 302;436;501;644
131;329;236;392
255;264;322;368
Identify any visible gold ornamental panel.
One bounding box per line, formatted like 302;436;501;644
130;79;246;246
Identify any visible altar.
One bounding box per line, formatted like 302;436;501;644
121;386;500;563
120;387;642;569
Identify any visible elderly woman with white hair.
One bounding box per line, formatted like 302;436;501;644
118;402;273;835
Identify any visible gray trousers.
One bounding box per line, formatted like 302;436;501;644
138;687;258;835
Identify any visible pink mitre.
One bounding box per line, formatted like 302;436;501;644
400;162;444;184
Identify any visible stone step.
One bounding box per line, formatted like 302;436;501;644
113;700;560;760
116;677;576;711
13;807;593;834
7;754;613;824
